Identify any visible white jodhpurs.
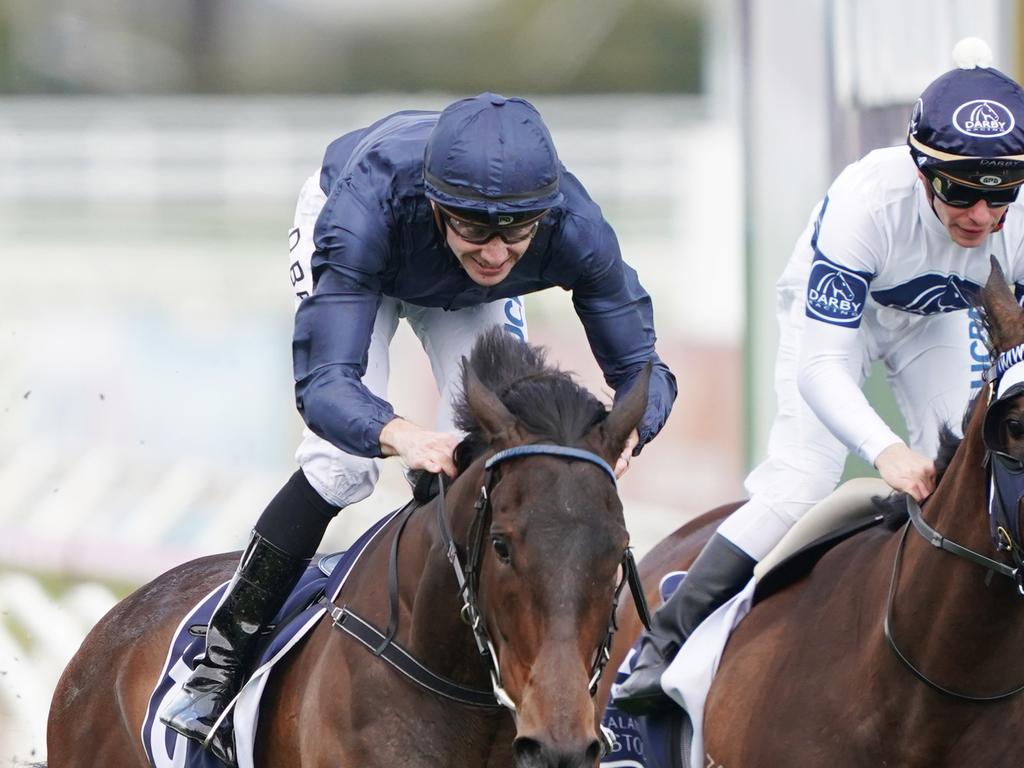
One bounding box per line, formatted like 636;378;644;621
717;288;988;561
285;174;529;507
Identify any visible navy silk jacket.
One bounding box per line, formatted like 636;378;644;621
293;109;677;457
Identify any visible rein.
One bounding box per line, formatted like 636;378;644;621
883;342;1024;702
903;496;1022;588
329;444;650;715
885;509;1024;702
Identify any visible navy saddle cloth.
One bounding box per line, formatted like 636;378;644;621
141;509;399;768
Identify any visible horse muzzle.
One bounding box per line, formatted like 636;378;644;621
512;734;604;768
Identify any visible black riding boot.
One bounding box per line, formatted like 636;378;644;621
613;534;756;715
159;530;309;764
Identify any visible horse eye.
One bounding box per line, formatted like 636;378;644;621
492;536;512;564
1007;419;1024;439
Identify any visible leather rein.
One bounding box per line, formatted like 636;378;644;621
329;444;651;714
884;343;1024;702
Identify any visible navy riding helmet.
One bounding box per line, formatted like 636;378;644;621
423;92;564;227
908;40;1024;197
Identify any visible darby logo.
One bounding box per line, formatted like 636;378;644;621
953;99;1015;138
806;263;867;324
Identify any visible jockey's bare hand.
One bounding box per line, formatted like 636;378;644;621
613;429;640;479
380;417;459;478
874;442;936;502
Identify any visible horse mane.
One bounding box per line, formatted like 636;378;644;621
871;400;975;529
452;328;608;472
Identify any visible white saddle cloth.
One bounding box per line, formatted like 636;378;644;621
659;476;891;768
660;578;756;768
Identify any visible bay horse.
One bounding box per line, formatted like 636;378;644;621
47;328;650;768
597;259;1024;767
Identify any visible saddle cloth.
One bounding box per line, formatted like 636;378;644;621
140;507;402;768
600;571;754;768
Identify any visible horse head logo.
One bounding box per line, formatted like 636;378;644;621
954;99;1014;137
936;276;974;311
818;271;856;302
970;102;1000;129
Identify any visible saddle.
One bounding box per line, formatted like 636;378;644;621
751;477;891;603
142;504;408;768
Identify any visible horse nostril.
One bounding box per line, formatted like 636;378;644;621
512;735;604;768
583;737;603;765
513;736;544;767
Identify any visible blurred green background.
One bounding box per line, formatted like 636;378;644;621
0;0;703;94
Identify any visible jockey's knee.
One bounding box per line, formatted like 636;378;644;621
717;495;822;562
295;434;382;508
301;458;380;509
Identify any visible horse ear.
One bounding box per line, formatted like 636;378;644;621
592;363;651;460
464;363;521;447
981;256;1023;352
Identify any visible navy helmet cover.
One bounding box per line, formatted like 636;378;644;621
423;92;564;225
908;65;1024;189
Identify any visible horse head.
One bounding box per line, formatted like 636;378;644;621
452;328;649;768
977;258;1024;558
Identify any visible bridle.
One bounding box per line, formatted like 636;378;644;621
884;341;1024;701
330;443;651;715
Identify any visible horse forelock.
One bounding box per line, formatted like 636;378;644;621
452;328;608;469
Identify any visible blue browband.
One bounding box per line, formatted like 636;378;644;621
988;341;1024;383
486;445;617;485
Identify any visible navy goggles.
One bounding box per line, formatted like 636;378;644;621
928;173;1021;209
439;207;546;244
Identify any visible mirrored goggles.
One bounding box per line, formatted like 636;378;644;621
439;207;546;245
928;173;1021;209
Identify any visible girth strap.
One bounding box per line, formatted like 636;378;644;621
330;605;503;709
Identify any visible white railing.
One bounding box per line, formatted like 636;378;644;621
0;575;118;764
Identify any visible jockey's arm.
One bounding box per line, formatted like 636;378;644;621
797;319;935;499
566;219;676;451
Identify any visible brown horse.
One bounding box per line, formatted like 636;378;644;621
47;329;650;768
597;260;1024;767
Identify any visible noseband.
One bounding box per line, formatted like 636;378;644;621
330;444;650;716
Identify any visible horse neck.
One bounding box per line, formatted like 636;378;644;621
895;394;1024;685
397;461;493;688
920;395;991;555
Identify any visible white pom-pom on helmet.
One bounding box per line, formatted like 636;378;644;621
952;37;993;70
908;38;1024;205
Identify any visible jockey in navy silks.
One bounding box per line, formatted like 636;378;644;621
159;92;677;762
